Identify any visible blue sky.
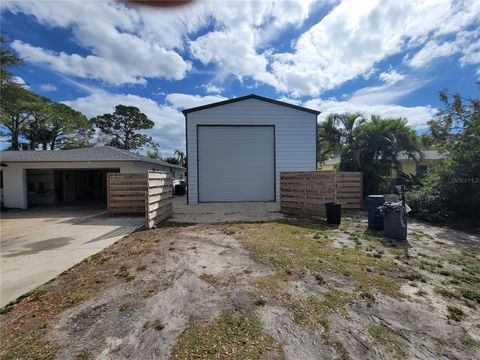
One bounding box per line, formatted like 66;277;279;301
2;0;479;155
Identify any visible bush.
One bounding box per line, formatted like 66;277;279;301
406;169;451;222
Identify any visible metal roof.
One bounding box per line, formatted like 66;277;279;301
0;146;185;170
182;94;321;115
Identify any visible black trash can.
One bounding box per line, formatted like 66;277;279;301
381;203;408;240
325;202;341;224
174;183;186;196
366;195;385;230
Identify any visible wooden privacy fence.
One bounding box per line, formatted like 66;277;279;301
107;173;147;214
107;171;173;228
280;170;362;217
145;170;173;230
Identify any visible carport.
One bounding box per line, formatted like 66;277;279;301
0;146;185;209
26;168;119;208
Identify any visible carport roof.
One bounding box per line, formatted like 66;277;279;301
0;146;185;170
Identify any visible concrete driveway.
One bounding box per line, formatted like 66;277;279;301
0;204;144;306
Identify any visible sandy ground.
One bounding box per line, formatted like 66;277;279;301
0;205;144;306
170;196;284;223
1;204;479;359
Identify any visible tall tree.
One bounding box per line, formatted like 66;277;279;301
1;85;38;150
174;149;185;167
0;34;29;150
91;105;155;151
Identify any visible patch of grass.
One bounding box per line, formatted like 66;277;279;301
460;288;480;303
171;311;283;360
447;306;465;322
90;252;113;264
250;274;287;296
72;349;92;360
289;290;351;330
416;289;428;297
254;297;267;307
153;319;165;331
435;287;460;299
235;222;404;298
119;302;130;311
136;265;147;271
198;273;222;287
115;265;135;282
367;323;406;359
460;331;478;349
0;324;59;360
64;290;91;308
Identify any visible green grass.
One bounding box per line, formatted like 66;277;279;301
170;311;283;360
235;222;404;298
367;323;406;359
115;265;135;282
289;290;351;331
0;324;59;360
447;306;466;322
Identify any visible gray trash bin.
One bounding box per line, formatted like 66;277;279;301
380;202;407;240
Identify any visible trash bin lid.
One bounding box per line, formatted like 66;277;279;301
366;195;385;204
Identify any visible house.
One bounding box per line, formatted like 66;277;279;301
0;146;185;209
321;150;447;177
183;94;319;203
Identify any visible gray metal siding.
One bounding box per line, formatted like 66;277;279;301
197;126;275;202
186;98;317;204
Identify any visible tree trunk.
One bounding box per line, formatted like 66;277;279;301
42;142;48;150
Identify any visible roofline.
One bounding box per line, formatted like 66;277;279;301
0;159;185;170
182;94;321;115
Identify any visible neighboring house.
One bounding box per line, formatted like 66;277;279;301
183;94;319;204
321;150;447;177
0;146;185;209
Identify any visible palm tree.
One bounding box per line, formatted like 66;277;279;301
174;149;185;167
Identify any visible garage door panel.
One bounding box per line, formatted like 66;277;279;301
198;126;274;202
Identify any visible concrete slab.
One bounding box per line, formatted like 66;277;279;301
170;196;284;224
0;205;144;306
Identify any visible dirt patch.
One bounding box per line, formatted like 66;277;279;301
1;215;479;359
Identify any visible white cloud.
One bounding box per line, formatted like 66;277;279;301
379;70;405;85
305;98;435;130
165;93;228;110
11;76;28;88
200;83;224;94
38;83;57;92
11;39;191;85
3;0;479;96
269;0;463;96
408;40;459;68
3;0;314;87
63;91;227;155
349;79;426;106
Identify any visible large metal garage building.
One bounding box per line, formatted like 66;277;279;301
183;94;319;204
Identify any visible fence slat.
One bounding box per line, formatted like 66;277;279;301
280;170;362;216
145;170;173;229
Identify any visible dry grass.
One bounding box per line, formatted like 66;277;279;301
171;311;283;360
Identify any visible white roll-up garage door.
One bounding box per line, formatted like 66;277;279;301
197;125;275;202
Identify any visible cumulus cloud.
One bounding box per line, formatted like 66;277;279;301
10;76;28;88
305;98;435;130
165;93;228;110
38;83;57;92
268;0;474;96
63;91;228;155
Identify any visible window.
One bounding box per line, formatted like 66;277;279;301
416;165;428;176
